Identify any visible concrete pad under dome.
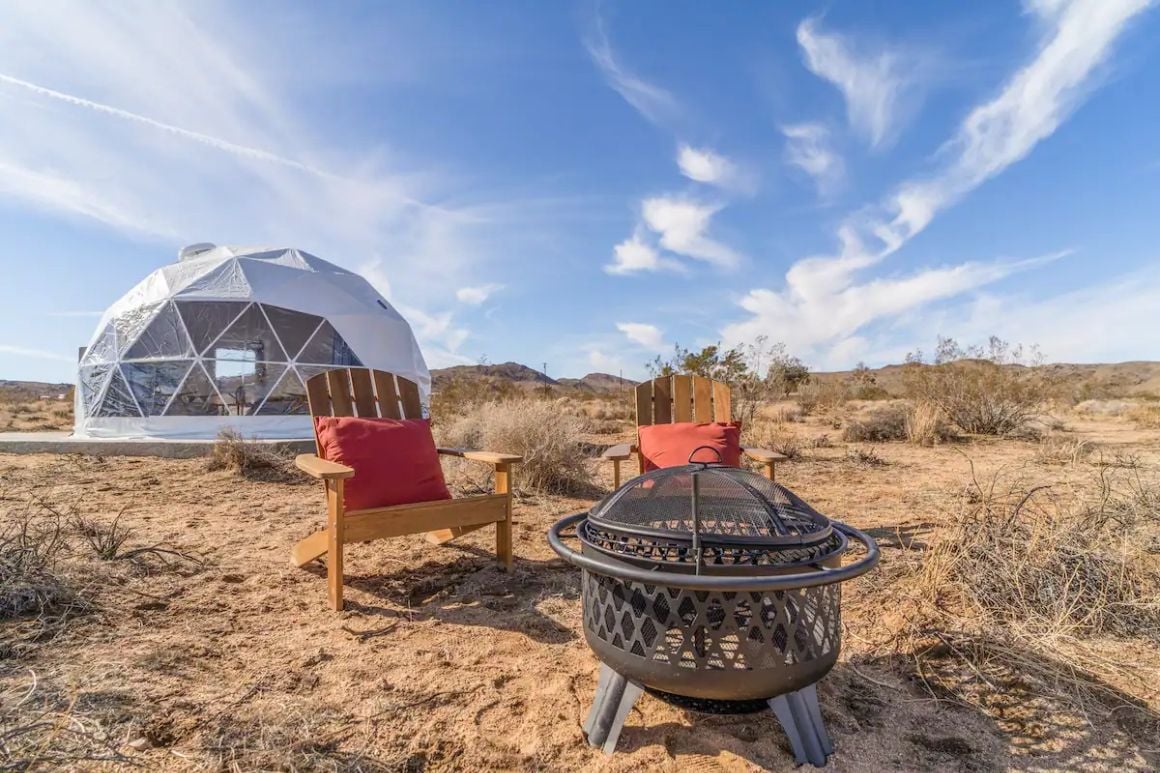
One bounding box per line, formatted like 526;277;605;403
0;431;312;459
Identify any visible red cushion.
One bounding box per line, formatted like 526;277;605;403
638;422;742;471
314;417;451;510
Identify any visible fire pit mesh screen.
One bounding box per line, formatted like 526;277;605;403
590;466;829;541
583;572;841;671
579;522;845;568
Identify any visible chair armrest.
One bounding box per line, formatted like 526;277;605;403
295;454;355;480
601;443;635;461
437;448;523;465
741;447;788;463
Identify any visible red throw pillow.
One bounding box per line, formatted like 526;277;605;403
314;417;451;510
637;422;742;471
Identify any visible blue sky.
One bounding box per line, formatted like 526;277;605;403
1;0;1158;383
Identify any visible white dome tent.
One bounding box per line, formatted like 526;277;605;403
75;244;429;440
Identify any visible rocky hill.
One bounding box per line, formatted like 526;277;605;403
430;364;636;394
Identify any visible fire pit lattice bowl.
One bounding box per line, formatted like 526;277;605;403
548;452;879;767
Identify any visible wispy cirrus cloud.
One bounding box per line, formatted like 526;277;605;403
796;17;920;148
0;344;73;363
781;123;844;198
583;15;680;128
455;283;504;305
727;0;1152;360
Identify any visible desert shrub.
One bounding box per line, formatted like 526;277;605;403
905;401;956;446
904;360;1047;436
205;429;297;482
436;399;590;494
841;404;908;442
796;380;848;415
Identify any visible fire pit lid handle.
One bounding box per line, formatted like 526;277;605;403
688;445;724;467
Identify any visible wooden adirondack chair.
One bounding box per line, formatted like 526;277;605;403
601;374;786;487
291;368;521;611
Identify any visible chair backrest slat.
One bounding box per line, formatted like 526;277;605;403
399;379;422;419
652;376;673;424
326;370;354;416
635;382;653;426
372;371;402;419
349;369;377;417
691;376;713;423
672;375;693;422
712;381;732;423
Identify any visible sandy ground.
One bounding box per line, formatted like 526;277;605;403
1;410;1158;771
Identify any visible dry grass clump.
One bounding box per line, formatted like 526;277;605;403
842;404;908;442
743;415;802;460
795;380;848;415
1128;402;1160;429
437;399;591;494
905;360;1048;436
1035;435;1093;466
205;429;298;482
905;401;956;446
888;462;1160;718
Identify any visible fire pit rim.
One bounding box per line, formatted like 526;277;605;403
549;512;879;592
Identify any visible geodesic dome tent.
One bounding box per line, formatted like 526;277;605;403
75;244;430;439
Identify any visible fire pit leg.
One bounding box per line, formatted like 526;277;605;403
768;684;832;767
582;664;643;754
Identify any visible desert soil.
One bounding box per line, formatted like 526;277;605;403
1;411;1158;771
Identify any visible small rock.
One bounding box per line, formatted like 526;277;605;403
127;737;150;751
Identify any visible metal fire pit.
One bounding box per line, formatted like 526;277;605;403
548;449;879;766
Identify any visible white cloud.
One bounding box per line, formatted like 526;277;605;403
0;344;73;362
727;0;1151;364
584;16;680;128
781;123;844;197
641;197;743;269
676;144;749;191
587;348;626;374
796;17;916;148
604;231;682;275
455;283;504;305
616;322;667;352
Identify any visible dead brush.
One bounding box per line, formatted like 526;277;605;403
888;461;1160;720
68;510;203;574
0;508;84;621
845;447;887;467
1034;435;1093;466
205;428;298;482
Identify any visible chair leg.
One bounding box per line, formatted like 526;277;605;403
612;459;621;489
495;463;513;570
326;480;345;611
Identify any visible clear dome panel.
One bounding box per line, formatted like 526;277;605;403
114;304;160;357
297;321;361;366
79;363;114;415
261;303;324;360
122;361;192;416
211;304;287;362
96;367;143;417
123;302;194;360
203;360;286;416
254;367;310;415
81;323;118;366
175;301;249;355
164;362;224;416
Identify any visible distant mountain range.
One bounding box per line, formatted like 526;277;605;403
430;362;636;393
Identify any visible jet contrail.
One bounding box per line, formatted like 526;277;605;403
0;71;329;177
